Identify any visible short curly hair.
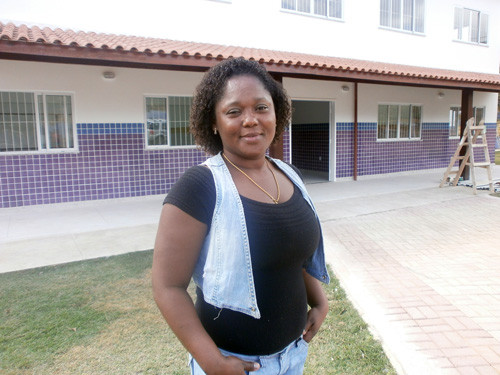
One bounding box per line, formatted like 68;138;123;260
190;57;292;155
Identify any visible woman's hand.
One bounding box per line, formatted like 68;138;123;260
303;304;328;343
302;269;329;343
206;356;260;375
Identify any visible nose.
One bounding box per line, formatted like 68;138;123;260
242;111;258;127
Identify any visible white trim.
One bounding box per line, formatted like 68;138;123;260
0;90;78;154
376;103;423;141
280;8;344;22
280;0;343;21
378;25;425;36
143;94;195;150
329;101;336;182
379;0;425;34
453;6;489;46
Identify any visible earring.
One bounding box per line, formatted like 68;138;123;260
213;128;217;135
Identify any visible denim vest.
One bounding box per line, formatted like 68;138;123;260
194;153;330;319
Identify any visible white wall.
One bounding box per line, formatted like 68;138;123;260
1;60;497;126
2;0;499;74
0;60;204;123
283;78;354;122
284;77;498;124
358;84;498;123
117;0;499;74
119;0;500;74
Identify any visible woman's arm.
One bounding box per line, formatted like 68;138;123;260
302;269;329;343
152;204;259;375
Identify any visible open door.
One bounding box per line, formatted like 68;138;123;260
290;100;334;182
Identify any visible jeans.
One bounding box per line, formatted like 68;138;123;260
189;336;309;375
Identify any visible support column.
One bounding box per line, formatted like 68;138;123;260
460;89;473;180
269;73;284;160
353;82;358;181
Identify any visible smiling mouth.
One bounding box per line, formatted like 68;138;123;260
242;133;262;138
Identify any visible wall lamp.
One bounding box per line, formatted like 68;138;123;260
437;91;445;99
102;71;116;80
341;85;350;92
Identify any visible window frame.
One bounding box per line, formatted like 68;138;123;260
453;7;488;45
144;95;195;150
448;106;486;138
281;0;343;21
379;0;425;34
0;91;77;155
449;106;461;138
377;103;423;141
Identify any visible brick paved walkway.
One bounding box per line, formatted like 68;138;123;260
322;191;500;375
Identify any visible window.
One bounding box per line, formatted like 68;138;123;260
377;104;422;140
380;0;424;33
454;7;488;44
282;0;342;19
0;92;75;152
449;106;485;137
145;96;194;147
450;107;460;137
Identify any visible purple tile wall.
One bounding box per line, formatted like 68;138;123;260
282;129;291;164
0;123;209;208
0;122;493;208
336;122;354;178
0;123;292;208
336;122;496;178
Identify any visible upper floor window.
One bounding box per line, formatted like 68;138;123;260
282;0;342;19
145;96;194;148
377;104;422;140
449;106;486;137
454;7;488;45
0;91;75;153
380;0;424;33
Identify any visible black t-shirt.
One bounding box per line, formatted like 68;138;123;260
164;165;320;355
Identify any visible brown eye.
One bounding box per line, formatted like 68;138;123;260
227;108;240;115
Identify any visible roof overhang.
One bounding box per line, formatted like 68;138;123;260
1;22;500;92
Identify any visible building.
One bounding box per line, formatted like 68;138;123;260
1;0;499;208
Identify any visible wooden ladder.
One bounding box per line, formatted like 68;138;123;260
440;117;494;194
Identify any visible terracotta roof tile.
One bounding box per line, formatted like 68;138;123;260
1;21;499;88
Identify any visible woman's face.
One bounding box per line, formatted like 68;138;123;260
214;74;276;163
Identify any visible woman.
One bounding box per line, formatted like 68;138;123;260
152;57;330;375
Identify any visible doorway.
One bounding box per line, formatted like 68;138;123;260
290;100;334;182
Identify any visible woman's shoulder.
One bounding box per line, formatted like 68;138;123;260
163;165;215;225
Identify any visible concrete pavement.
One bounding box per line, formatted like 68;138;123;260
1;166;500;374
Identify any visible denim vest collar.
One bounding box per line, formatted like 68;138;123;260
194;152;329;319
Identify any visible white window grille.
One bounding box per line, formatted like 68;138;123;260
0;92;75;152
281;0;342;19
380;0;425;33
145;96;194;148
449;107;485;138
377;104;422;140
454;7;488;45
450;107;461;137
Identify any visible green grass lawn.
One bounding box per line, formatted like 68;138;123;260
0;251;396;375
